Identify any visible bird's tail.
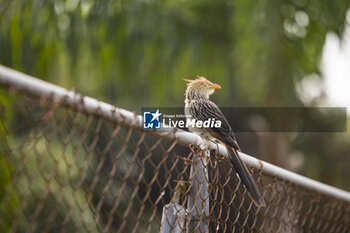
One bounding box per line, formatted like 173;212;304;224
225;144;265;207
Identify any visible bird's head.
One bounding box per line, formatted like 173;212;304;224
184;76;221;99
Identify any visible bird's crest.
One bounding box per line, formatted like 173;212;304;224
183;76;209;84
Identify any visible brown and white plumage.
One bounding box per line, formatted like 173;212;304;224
184;77;265;207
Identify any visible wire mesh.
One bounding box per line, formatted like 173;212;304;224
0;87;350;233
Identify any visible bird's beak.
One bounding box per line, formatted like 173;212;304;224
211;83;222;89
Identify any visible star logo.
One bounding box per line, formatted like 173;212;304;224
143;109;162;129
150;109;162;122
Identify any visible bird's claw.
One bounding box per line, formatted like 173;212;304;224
199;132;211;140
198;140;208;150
197;133;222;154
211;139;220;156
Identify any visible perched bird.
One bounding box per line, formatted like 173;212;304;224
184;77;265;207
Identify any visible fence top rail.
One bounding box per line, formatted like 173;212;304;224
0;64;350;203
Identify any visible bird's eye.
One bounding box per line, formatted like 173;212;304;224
202;84;207;87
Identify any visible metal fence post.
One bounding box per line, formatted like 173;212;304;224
160;182;187;233
160;203;186;233
187;148;209;233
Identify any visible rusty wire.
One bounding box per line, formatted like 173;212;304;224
0;88;350;233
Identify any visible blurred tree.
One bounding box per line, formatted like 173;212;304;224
1;0;349;107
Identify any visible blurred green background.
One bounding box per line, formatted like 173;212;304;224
1;0;350;231
1;0;350;191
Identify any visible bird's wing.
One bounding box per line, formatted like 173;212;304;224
189;99;241;150
189;99;265;206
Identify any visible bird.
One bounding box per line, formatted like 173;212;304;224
184;76;265;207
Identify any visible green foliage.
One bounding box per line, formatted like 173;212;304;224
0;96;19;232
1;0;349;108
7;134;101;232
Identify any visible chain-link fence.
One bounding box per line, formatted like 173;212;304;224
0;66;350;233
